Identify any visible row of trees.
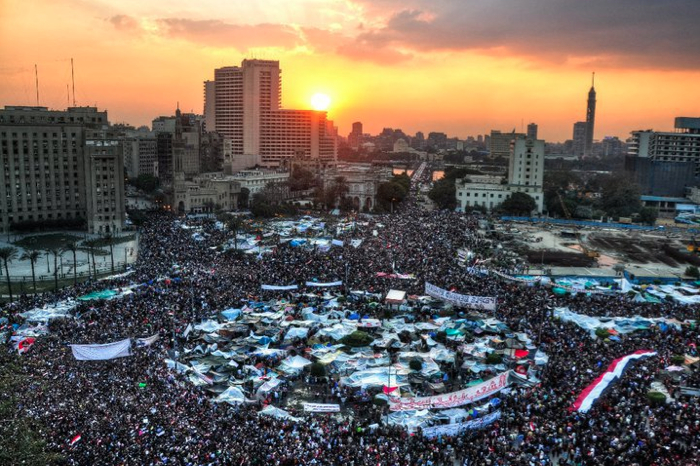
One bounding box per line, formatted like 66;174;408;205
0;234;125;302
544;170;657;224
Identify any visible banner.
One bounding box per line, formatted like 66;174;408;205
389;371;509;411
261;284;299;291
422;411;501;439
491;270;541;283
305;281;343;288
136;334;159;347
331;239;344;247
303;403;340;412
376;272;416;280
351;239;363;248
424;283;496;311
71;338;132;361
571;350;657;413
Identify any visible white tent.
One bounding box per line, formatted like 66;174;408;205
259;405;301;422
215;386;250;405
279;355;312;374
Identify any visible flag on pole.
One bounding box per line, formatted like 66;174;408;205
383;385;398;395
69;434;82;446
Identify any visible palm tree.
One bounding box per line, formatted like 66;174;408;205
0;247;19;302
20;250;42;294
48;248;62;291
63;242;79;286
104;233;115;274
226;217;242;251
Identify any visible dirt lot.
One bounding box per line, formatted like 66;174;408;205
500;222;698;272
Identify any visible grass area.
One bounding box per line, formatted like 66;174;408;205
12;233;83;251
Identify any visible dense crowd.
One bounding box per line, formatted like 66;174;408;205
2;167;700;466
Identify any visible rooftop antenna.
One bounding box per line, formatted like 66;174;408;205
34;64;39;106
67;84;70;106
592;71;595;87
71;58;76;106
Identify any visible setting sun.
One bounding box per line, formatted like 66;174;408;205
310;93;331;111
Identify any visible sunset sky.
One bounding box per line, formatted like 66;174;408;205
1;0;699;142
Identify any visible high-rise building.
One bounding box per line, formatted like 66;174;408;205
584;74;596;157
0;106;125;234
572;121;587;157
203;59;336;169
527;123;538;140
626;117;700;197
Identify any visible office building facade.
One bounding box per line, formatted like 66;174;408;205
0;106;125;234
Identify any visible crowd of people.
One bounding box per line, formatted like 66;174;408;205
2;166;700;466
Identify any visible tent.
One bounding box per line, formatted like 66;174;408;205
279;355;312;374
386;290;407;310
259;405;301;422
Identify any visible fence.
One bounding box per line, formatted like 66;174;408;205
500;216;700;234
2;261;131;285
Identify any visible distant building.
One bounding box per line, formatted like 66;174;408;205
172;172;241;214
348;122;363;149
489;130;525;159
572;121;587;157
203;59;336;169
123;133;157;178
601;136;624;157
527;123;538;140
456;135;544;213
0;106;126;234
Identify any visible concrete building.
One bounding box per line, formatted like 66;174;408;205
332;163;393;211
456;135;544;213
489;130;524;159
527;123;538;140
173;172;241;214
626;117;700;196
348;122;363;150
0;106;126;234
226;170;289;196
572;121;587;157
204;59;336;169
123;132;157;178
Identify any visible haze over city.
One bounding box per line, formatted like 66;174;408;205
2;0;700;141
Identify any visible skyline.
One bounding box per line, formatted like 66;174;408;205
2;0;700;142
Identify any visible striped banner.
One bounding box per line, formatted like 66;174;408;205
570;350;657;412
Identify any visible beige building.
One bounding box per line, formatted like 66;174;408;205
457;135;544;213
0;106;126;234
204;59;336;169
173;172;241;214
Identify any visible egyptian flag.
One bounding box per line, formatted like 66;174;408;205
15;337;36;354
69;434;81;446
570;350;657;413
383;385;399;395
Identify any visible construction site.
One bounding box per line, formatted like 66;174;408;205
492;219;700;280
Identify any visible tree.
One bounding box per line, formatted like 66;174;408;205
20;250;42;294
0;247;18;302
638;207;658;226
63;242;79;286
377;181;408;212
226;217;243;250
288;167;316;191
239;187;250;208
500;192;537;215
428;179;456;210
331;176;349;208
685;265;700;279
598;174;642;218
48;248;61;291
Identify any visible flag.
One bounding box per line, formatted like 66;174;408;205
69;434;81;446
15;337;36;354
382;386;398;395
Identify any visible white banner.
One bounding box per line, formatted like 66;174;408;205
422;411;501;438
303;403;340;412
389;371;509;411
305;281;343;288
490;270;540;283
261;284;299;291
136;334;159;347
424;283;496;311
71;338;132;361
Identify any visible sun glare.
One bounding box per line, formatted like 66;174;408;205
310;93;331;111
